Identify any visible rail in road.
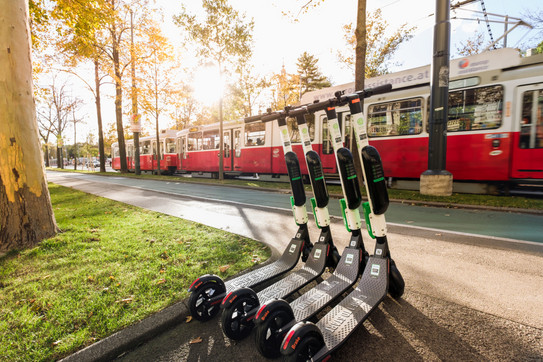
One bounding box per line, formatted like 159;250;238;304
46;171;543;245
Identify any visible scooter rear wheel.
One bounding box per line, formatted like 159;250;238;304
388;259;405;299
189;281;225;321
255;305;294;358
220;294;258;340
282;331;324;362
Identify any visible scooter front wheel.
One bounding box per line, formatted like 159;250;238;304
282;331;324;362
220;294;258;340
255;305;294;358
188;281;225;321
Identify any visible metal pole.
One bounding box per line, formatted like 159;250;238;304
131;10;141;175
420;0;453;196
218;65;224;181
504;15;508;48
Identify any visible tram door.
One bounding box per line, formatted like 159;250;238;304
222;129;238;172
511;85;543;179
320;111;352;174
127;143;134;170
177;136;186;170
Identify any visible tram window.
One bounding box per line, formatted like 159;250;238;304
520;90;543;149
367;97;423;137
448;85;503;132
141;140;151;155
223;131;231;157
112;147;119;158
188;132;202;151
165;138;176;153
286;115;315;143
202;131;219;150
245;123;265;146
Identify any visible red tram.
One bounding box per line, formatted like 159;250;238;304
113;48;543;192
112;129;178;174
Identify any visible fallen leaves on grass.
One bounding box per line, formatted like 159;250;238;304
219;265;230;273
156;279;166;285
186;316;192;323
116;297;133;304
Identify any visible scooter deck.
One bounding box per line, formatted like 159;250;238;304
256;243;329;304
312;256;388;361
224;237;304;293
290;248;362;322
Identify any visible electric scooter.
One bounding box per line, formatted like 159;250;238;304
281;85;405;362
219;110;341;341
253;106;370;358
187;115;315;321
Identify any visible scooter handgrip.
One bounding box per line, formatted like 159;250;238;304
262;112;281;123
289;107;308;117
244;114;262;123
337;147;362;210
358;84;393;98
285;151;306;206
306;99;330;113
362;145;389;214
306;150;329;208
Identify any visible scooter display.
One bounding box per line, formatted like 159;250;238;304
253;106;369;358
219;110;341;341
281;85;405;362
187;113;315;321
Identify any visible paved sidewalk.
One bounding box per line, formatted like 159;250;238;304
50;173;543;361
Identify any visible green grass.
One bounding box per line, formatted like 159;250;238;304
49;167;543;211
0;184;270;361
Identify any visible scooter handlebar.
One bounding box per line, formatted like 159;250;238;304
357;84;392;98
244;114;262;123
306;99;332;113
288;106;308;117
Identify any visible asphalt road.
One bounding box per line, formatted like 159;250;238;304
48;171;543;362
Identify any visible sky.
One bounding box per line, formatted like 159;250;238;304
58;0;543;144
162;0;541;85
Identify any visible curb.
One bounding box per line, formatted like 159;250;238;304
59;300;189;362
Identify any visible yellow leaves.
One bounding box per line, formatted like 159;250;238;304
189;337;203;344
219;265;230;273
186;316;192;323
156;279;166;285
87;275;95;283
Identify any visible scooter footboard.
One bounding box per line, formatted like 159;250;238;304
313;256;388;360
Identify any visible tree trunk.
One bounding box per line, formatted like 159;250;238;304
112;16;127;173
353;0;367;186
95;59;106;173
0;0;58;252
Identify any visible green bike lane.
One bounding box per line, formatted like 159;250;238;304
48;171;543;244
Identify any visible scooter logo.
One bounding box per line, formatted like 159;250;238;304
459;59;469;68
345;253;354;265
357;117;364;126
302;128;308;134
289;244;297;254
291;336;301;350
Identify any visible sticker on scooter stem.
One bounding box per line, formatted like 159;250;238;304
314;249;322;259
345;254;354;265
289;244;297;254
371;264;380;277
